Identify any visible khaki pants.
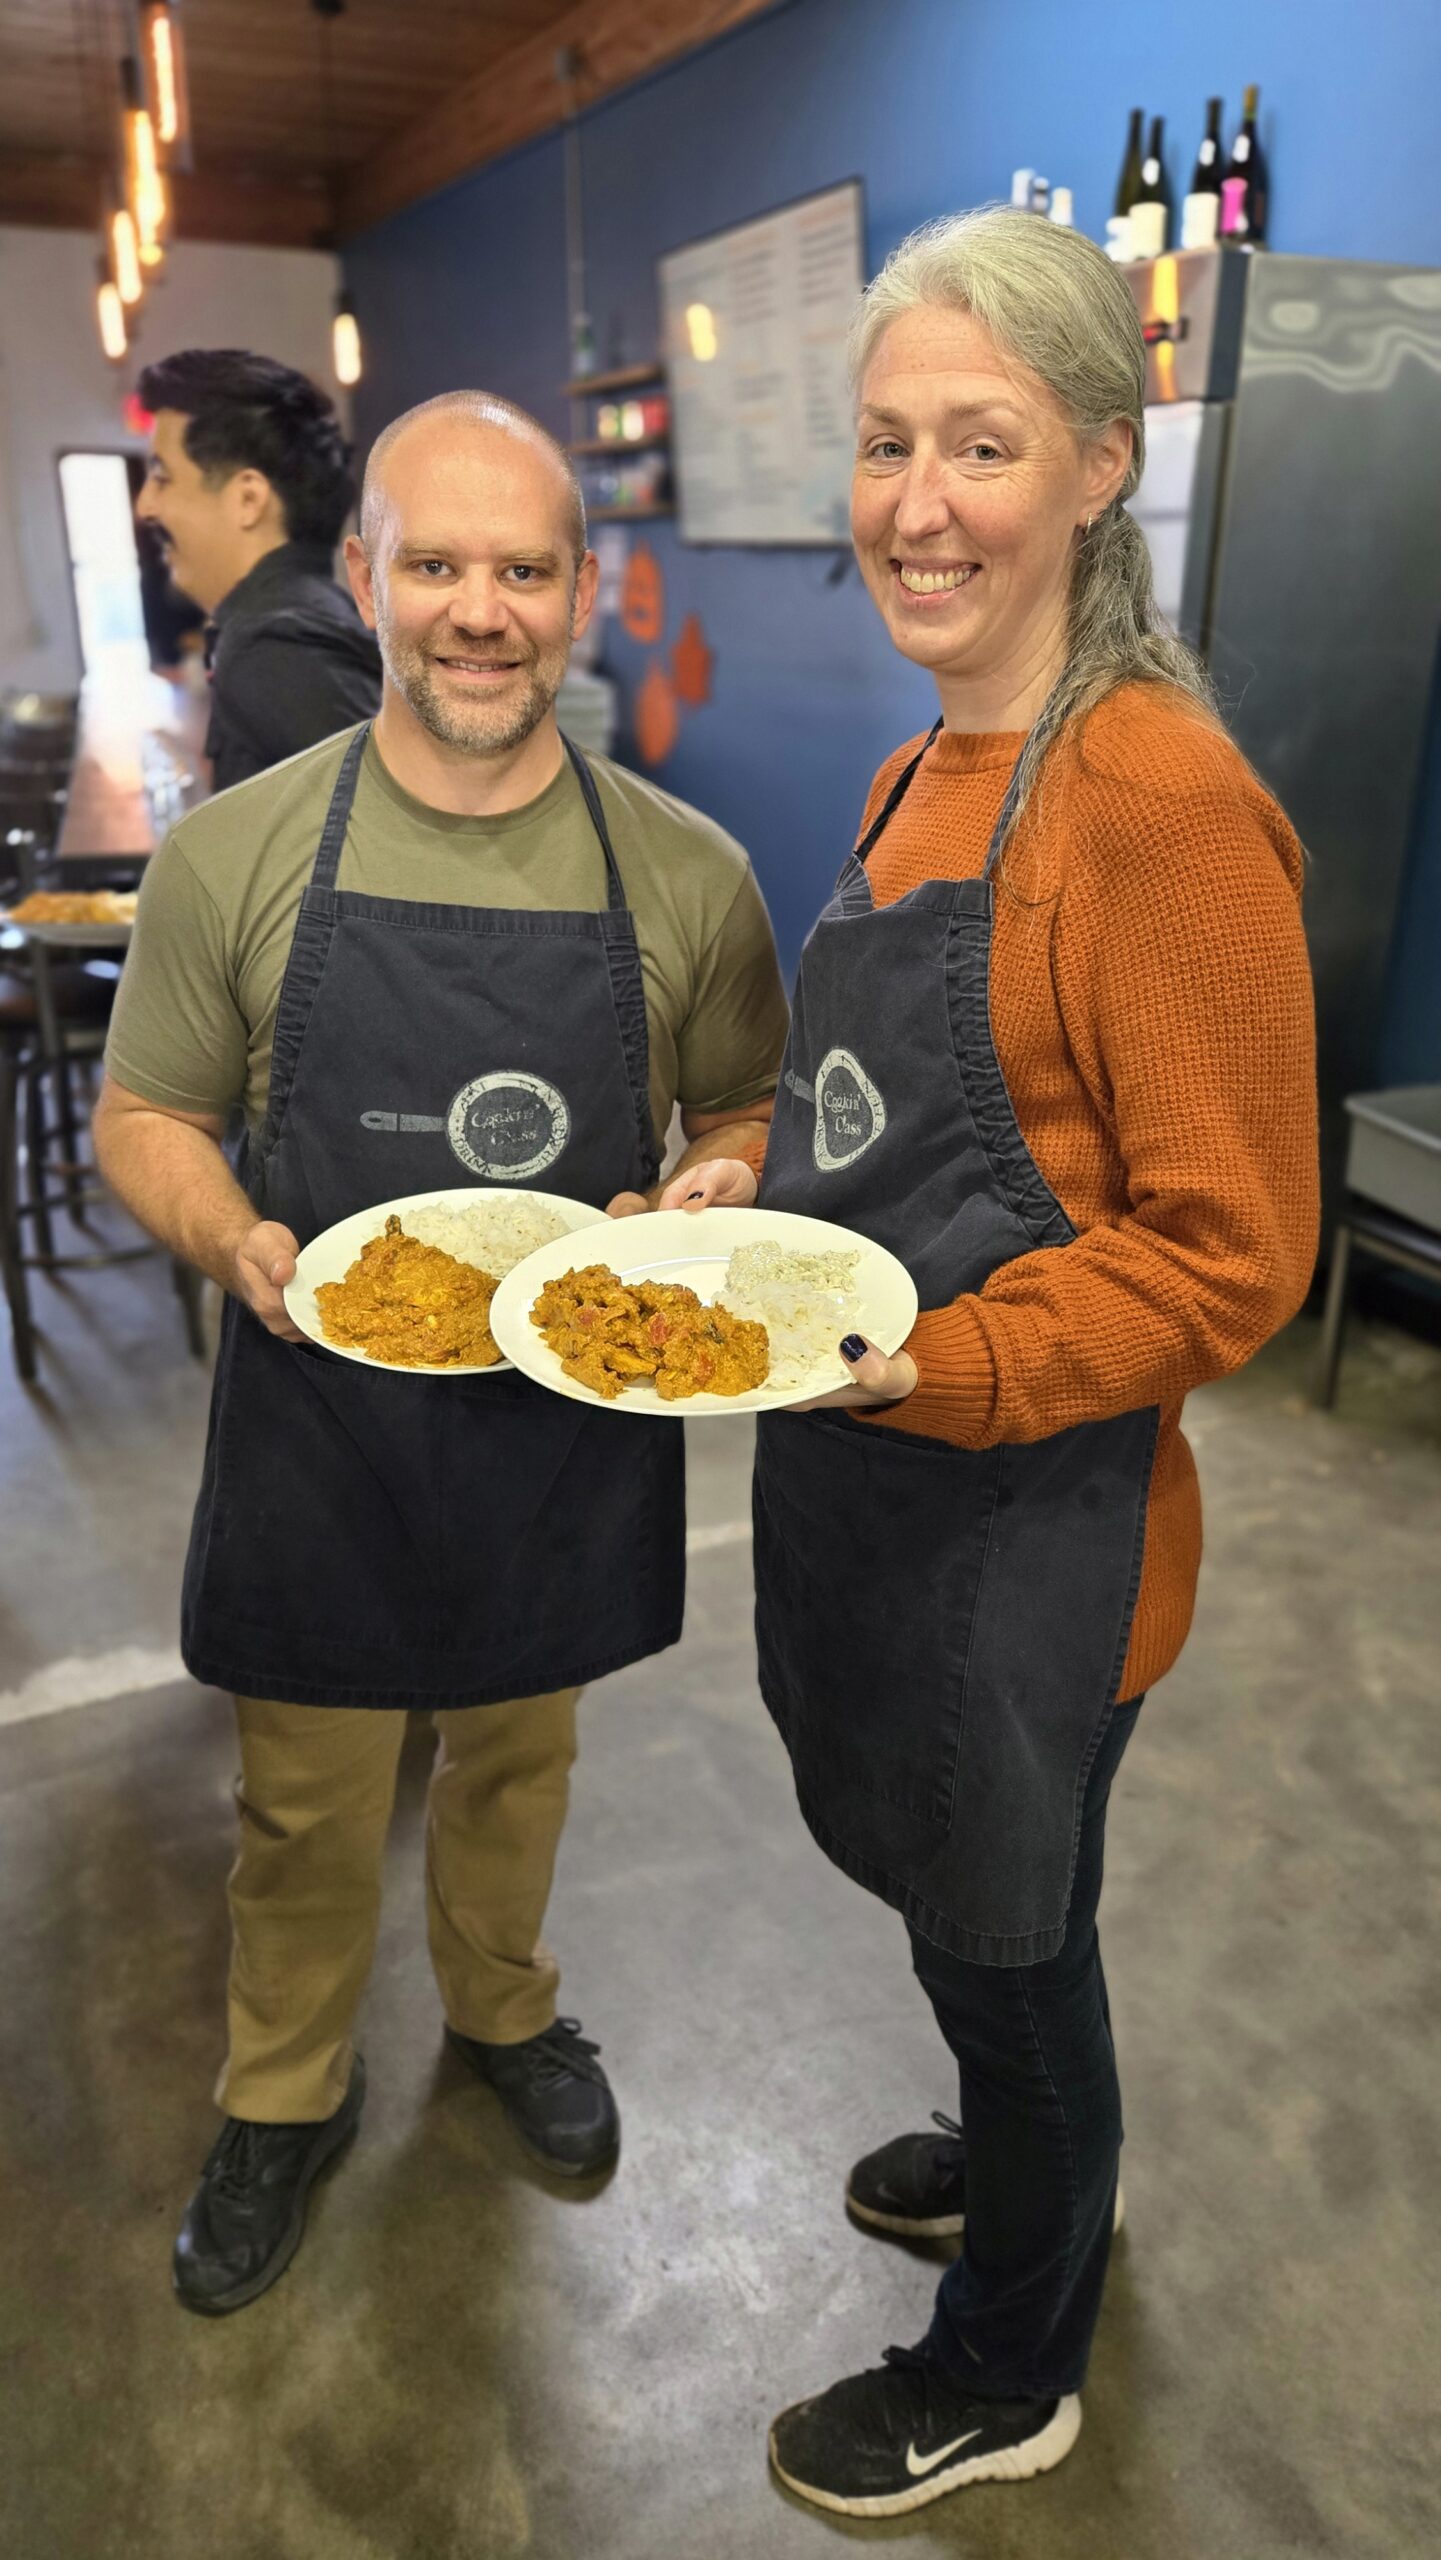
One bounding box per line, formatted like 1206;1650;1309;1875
218;1688;580;2124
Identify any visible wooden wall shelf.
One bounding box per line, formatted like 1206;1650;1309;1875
564;362;665;397
587;503;675;524
567;433;669;458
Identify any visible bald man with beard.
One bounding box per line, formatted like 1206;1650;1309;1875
95;393;789;2315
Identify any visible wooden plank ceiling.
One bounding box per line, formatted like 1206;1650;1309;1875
0;0;779;249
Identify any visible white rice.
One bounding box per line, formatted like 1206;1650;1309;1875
717;1241;862;1389
403;1197;573;1279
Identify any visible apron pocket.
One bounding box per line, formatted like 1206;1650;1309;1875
753;1411;1001;1827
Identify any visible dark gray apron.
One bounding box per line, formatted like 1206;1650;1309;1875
182;724;685;1709
754;724;1156;1965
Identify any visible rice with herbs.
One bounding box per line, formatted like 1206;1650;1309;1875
717;1241;861;1390
403;1196;574;1278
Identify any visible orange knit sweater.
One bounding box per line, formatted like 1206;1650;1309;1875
756;683;1319;1698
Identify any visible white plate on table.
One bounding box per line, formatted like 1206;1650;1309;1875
283;1187;610;1375
489;1206;918;1417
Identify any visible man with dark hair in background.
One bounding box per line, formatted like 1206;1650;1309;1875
136;349;381;789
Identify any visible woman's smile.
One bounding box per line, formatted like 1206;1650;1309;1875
893;560;981;601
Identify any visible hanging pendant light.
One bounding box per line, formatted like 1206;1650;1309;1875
312;1;361;388
139;1;192;167
333;286;363;388
107;193;144;306
120;54;170;269
96;254;128;362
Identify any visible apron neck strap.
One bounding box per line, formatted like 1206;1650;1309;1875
853;716;943;867
563;736;627;913
311;722;372;891
853;687;1068;886
309;726;626;916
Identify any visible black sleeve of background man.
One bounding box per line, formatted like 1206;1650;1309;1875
208;620;383;792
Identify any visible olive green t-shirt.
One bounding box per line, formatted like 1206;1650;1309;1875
106;726;790;1151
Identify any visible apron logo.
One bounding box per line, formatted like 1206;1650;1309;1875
813;1047;887;1172
446;1072;571;1181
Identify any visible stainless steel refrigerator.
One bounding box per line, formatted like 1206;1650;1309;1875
1124;247;1441;1232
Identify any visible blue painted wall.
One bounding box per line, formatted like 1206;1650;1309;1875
347;0;1441;1065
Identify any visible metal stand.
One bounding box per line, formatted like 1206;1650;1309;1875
1313;1200;1441;1409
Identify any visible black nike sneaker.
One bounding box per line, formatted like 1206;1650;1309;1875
172;2055;366;2315
846;2110;969;2237
769;2341;1081;2518
847;2111;1126;2241
446;2016;619;2177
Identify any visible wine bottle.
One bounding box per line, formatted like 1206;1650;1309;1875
1128;115;1171;259
1106;108;1145;261
1181;98;1224;249
1220;84;1269;246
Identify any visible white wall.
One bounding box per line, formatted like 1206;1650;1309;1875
0;227;343;691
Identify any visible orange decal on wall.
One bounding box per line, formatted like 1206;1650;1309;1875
634;662;680;768
671;613;713;707
620;543;665;645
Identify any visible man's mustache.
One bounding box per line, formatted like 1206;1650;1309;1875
424;633;537;667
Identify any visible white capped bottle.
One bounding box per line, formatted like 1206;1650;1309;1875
1128;116;1172;258
1181;98;1224;248
1106;108;1146;261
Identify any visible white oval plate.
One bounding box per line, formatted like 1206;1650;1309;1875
489;1206;918;1416
284;1187;611;1375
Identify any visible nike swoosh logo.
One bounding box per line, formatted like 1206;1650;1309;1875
905;2427;982;2478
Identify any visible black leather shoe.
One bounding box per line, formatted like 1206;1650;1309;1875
172;2056;365;2315
447;2016;619;2176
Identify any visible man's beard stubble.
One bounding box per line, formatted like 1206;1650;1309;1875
374;603;570;756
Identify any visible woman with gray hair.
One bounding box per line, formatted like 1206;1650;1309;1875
667;207;1318;2514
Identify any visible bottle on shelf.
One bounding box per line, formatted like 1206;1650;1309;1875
1128;115;1172;259
1049;186;1074;228
1106;108;1146;260
1181;97;1225;249
1221;84;1269;246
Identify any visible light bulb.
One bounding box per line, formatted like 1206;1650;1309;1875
121;58;170;264
144;5;180;145
110;205;143;306
97;278;127;363
333;300;362;389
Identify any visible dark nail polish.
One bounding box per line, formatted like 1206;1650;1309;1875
840;1335;867;1363
686;1189;705;1201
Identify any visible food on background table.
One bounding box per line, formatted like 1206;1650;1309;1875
531;1264;769;1401
716;1241;862;1389
5;889;138;925
403;1195;572;1276
316;1215;501;1368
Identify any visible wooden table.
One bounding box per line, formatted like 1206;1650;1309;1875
56;665;210;874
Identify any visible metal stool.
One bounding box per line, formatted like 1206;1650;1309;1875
0;935;206;1382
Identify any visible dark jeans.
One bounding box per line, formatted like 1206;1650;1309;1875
908;1694;1143;2402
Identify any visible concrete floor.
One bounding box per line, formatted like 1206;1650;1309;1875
2;1247;1439;2560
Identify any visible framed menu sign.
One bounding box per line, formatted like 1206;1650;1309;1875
658;181;865;547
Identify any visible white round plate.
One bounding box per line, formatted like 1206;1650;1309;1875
284;1187;610;1375
489;1206;918;1417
